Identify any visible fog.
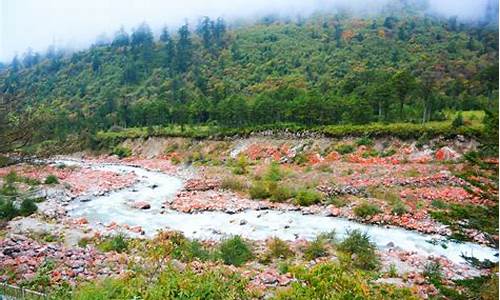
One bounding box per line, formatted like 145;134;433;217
0;0;497;62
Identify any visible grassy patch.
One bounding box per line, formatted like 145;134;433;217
217;236;253;267
98;233;129;253
353;202;381;218
44;175;59;184
293;188;323;206
303;236;328;260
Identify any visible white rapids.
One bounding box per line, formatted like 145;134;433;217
57;159;498;265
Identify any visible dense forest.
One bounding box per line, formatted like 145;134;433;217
0;2;498;148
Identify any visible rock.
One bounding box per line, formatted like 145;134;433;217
239;219;247;225
386;241;395;248
131;201;151;209
435;147;460;161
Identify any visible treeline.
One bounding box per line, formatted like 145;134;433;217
0;3;498;144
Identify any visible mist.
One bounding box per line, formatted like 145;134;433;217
0;0;497;62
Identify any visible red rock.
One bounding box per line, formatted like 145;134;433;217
435;147;460;161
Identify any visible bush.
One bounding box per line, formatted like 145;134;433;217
303;237;328;260
335;144;356;155
249;181;271;199
0;198;19;220
172;239;210;262
293;188;323;206
268;182;293;202
98;233;128;253
327;196;349;207
263;237;294;261
218;236;253;266
356;136;374;147
44;175;59;184
338;230;379;270
112;146;132;158
221;177;245;192
231;156;249;175
19;198;38;216
264;162;283;181
353;202;381;218
391;201;408;216
423;261;443;284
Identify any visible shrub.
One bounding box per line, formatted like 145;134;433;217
268;182;293;202
391;201;408;216
44;175;59;184
356;136;374;147
231;156;249;175
353;202;381;218
294;188;323;206
112;146;132;158
218;236;253;266
264;237;294;261
98;233;128;253
335;144;355;155
0;198;19;220
338;230;379;270
303;237;328;260
172;239;210;262
423;261;443;284
249;181;270;199
19;198;37;216
327;196;348;207
264;162;283;182
221;177;245;192
380;148;397;157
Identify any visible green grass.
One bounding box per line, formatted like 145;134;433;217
353;202;381;218
97;233;129;253
293;188;323;206
44;175;59;184
217;236;253;267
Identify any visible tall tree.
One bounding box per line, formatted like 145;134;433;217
112;26;130;47
391;69;416;120
175;23;193;73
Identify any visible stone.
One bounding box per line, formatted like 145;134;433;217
131;201;151;209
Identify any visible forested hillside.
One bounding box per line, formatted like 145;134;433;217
0;3;498;147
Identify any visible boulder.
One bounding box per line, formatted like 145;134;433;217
131;201;151;209
435;147;460;161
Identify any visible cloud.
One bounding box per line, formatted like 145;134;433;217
0;0;495;62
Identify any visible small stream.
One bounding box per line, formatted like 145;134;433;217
57;159;498;265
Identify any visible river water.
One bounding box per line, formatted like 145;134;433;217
58;160;498;265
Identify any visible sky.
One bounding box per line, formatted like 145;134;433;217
0;0;496;62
